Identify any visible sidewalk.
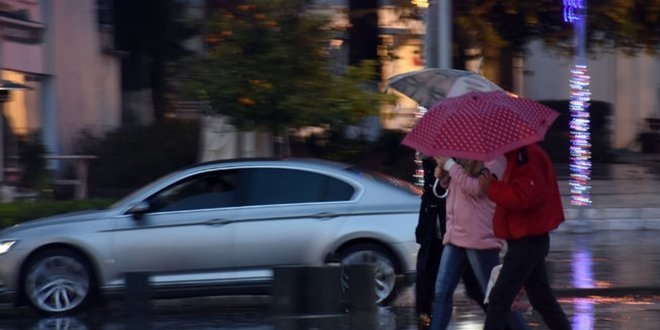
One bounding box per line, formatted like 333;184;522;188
554;154;660;232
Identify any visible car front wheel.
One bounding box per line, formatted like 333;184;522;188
339;243;400;305
23;249;94;314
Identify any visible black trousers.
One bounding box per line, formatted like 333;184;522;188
484;234;570;330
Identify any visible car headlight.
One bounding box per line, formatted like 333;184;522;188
0;240;17;255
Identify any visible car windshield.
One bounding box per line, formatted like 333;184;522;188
344;166;422;196
108;163;422;209
108;171;184;209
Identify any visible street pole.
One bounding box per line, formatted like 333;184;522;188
438;0;451;69
417;0;452;186
423;1;437;68
424;0;451;69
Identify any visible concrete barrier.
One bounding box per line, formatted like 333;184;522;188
272;263;377;315
124;272;152;329
272;265;344;315
343;264;377;311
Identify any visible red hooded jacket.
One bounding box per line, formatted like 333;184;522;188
486;144;564;240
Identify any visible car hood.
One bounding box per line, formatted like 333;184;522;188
1;209;111;234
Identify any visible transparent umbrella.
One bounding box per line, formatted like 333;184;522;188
387;68;503;109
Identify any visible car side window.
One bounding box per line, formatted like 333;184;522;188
148;170;238;212
241;168;354;206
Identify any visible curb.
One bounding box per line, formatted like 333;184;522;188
559;208;660;232
554;287;660;298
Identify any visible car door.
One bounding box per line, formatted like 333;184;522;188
111;169;239;286
230;167;357;274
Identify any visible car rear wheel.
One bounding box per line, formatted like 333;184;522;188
23;249;94;314
339;243;400;305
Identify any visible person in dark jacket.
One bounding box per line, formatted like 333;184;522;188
415;156;491;329
478;144;570;330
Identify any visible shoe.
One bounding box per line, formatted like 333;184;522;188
418;313;431;329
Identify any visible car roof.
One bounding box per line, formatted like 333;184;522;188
110;156;421;212
184;157;353;172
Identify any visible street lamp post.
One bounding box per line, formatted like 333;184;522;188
423;0;452;69
437;0;451;69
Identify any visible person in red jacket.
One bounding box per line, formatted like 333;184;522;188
478;143;571;330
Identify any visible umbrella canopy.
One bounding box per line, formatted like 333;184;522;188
387;68;503;109
402;90;560;161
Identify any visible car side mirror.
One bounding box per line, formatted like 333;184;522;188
128;201;151;220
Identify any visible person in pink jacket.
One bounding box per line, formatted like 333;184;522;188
429;156;529;330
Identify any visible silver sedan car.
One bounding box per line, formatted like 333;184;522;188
0;158;422;314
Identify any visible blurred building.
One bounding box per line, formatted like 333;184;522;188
311;0;426;132
3;0;654;181
0;0;121;181
524;40;660;151
344;1;660;153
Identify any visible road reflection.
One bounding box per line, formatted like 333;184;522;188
50;318;96;330
571;236;596;330
1;293;660;330
572;298;595;330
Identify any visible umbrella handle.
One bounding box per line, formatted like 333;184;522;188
432;178;449;199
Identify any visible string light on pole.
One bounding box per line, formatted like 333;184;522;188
414;106;429;186
564;0;592;206
568;64;591;206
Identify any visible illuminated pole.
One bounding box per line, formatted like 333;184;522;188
564;0;592;207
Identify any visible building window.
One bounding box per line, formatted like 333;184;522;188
97;0;113;29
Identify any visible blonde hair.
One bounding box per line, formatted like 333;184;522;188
455;158;484;177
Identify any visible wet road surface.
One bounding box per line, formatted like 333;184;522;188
2;230;660;330
2;293;660;330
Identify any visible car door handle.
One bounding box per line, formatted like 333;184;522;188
312;212;337;219
205;218;232;226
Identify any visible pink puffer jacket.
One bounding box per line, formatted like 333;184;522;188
442;156;506;250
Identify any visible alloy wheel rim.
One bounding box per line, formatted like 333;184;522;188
341;250;396;303
26;256;90;313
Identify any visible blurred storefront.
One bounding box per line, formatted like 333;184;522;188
0;0;44;185
0;0;121;185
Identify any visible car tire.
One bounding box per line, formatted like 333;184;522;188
22;248;95;315
339;243;401;305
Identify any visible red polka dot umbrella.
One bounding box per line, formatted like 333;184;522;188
402;90;560;161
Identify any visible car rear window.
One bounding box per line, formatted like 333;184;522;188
241;168;355;205
344;167;422;196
